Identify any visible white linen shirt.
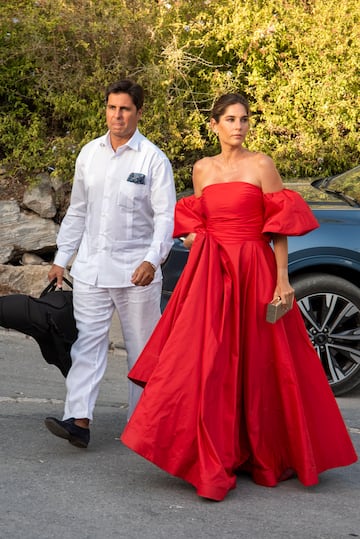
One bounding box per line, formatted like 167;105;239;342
54;129;176;287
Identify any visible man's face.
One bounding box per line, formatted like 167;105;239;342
106;92;142;148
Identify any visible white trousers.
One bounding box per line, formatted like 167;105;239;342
63;279;161;422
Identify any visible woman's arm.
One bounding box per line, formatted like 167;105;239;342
181;158;209;249
271;234;295;309
254;152;294;306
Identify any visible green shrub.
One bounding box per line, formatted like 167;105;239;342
0;0;359;192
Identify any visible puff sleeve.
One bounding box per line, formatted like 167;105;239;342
262;189;319;236
173;195;206;238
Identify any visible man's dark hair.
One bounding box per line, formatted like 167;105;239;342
105;79;144;110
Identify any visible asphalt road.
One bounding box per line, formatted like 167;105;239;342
0;326;359;539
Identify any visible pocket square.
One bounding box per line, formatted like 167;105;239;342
127;172;145;184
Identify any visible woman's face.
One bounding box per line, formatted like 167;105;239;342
211;103;250;148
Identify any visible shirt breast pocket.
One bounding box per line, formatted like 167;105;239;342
117;182;148;210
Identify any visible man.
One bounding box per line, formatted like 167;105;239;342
44;79;176;448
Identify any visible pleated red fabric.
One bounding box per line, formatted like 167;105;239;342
121;182;357;501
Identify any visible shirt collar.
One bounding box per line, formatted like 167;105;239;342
104;129;142;152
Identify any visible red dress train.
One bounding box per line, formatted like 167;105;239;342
121;182;357;501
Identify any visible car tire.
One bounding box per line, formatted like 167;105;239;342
292;273;360;396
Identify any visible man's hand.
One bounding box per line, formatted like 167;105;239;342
131;261;156;286
183;233;196;249
48;264;65;288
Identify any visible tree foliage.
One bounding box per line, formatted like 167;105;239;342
0;0;359;191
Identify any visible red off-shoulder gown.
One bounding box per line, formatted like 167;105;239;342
121;182;357;501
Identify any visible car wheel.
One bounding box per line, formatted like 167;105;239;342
291;273;360;396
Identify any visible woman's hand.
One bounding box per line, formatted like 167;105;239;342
273;281;295;310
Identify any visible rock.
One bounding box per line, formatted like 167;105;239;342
49;173;66;192
0;264;73;297
21;253;48;265
0;165;72;293
22;172;57;218
0;264;52;296
0;200;59;264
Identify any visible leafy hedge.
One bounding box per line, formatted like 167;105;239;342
0;0;359;191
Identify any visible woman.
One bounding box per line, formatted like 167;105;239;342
121;93;357;501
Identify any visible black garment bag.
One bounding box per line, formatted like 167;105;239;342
0;278;77;377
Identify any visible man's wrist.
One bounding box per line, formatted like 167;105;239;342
145;260;157;272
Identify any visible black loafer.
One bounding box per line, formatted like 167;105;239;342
44;417;90;448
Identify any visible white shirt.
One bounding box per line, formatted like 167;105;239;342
54;129;176;287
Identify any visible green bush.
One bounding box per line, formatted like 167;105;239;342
0;0;359;192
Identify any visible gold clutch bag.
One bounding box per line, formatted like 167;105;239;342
266;298;289;324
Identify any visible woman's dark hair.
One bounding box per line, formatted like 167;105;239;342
211;93;250;122
105;79;144;110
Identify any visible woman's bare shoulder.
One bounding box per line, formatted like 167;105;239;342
250;152;283;191
249;151;275;167
193;156;215;172
192;157;216;195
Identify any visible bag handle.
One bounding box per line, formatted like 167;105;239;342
40;277;73;297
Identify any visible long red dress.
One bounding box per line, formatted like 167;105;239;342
121;182;357;501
